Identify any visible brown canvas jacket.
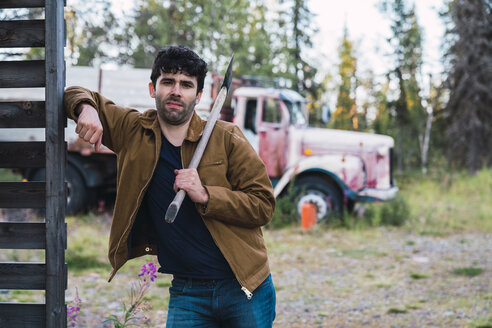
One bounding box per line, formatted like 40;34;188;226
63;86;276;294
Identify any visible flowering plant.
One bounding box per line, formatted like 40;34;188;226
104;261;158;327
67;287;81;327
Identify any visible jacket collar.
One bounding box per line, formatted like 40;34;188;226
140;109;206;142
185;111;206;142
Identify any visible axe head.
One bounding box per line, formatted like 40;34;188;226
221;54;234;92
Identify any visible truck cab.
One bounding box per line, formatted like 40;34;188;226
229;86;398;220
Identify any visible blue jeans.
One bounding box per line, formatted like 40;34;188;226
166;274;276;327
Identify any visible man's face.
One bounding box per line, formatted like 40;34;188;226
149;71;202;126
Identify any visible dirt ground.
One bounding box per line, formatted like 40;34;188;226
61;225;491;328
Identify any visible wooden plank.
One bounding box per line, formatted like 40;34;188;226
0;101;46;128
0;182;45;208
0;222;45;249
0;302;45;327
45;0;67;326
0;60;45;88
0;20;45;48
0;0;65;8
0;142;45;168
0;262;46;290
0;0;45;8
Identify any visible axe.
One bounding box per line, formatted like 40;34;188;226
165;55;234;223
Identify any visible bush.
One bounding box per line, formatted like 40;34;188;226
267;182;298;229
379;195;410;227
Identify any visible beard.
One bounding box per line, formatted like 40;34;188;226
155;95;197;126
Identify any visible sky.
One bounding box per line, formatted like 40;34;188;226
308;0;446;79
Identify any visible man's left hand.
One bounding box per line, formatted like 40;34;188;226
173;169;209;205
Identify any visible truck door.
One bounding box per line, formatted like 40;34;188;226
258;97;288;178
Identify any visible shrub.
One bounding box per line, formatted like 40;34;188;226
379;195;410;227
267;182;298;229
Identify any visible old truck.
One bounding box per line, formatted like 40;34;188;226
0;67;397;218
218;78;398;220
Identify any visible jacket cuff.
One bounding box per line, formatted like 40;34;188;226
64;87;99;121
196;185;211;215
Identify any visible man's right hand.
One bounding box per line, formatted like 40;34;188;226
75;103;103;152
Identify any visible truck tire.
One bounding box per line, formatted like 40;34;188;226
295;176;343;222
31;165;88;215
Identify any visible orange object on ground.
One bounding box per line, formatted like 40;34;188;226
301;202;317;230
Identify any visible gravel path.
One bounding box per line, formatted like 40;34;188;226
268;227;491;328
63;227;491;328
1;209;490;327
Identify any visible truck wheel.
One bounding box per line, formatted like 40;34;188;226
295;176;343;222
31;165;88;215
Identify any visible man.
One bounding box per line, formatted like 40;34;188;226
64;45;276;327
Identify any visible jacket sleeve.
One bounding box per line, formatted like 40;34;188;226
63;86;141;154
197;125;276;229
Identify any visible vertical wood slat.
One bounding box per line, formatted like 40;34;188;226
0;303;46;328
0;142;45;168
0;60;45;88
0;101;46;128
0;222;46;249
0;20;45;48
45;0;67;327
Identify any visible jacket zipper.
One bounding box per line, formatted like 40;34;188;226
241;287;253;300
113;131;161;270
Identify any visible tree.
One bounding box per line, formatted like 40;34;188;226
379;0;425;172
113;0;278;77
276;0;321;99
331;27;358;130
443;0;492;173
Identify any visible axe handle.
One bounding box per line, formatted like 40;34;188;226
165;86;228;223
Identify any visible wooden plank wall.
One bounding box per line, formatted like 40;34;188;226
0;1;67;327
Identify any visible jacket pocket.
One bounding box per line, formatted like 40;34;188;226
198;160;229;187
198;159;224;168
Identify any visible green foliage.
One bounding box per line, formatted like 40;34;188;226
345;195;410;229
403;168;492;233
377;0;430;172
387;307;408;314
442;0;492;173
330;27;358;131
66;218;111;273
0;169;22;182
452;267;484;277
410;272;429;280
267;182;298;229
379;195;410;227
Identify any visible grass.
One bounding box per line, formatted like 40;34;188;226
338;167;492;234
410;272;430;280
402;168;492;233
387;307;408;314
66;216;112;274
452;267;484;277
0;168;23;181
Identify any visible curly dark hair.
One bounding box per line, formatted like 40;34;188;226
150;45;208;94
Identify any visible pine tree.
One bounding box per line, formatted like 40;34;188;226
443;0;492;173
331;27;357;131
379;0;425;172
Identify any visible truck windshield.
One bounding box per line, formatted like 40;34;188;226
284;100;306;125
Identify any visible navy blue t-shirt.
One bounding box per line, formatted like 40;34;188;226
143;134;234;279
